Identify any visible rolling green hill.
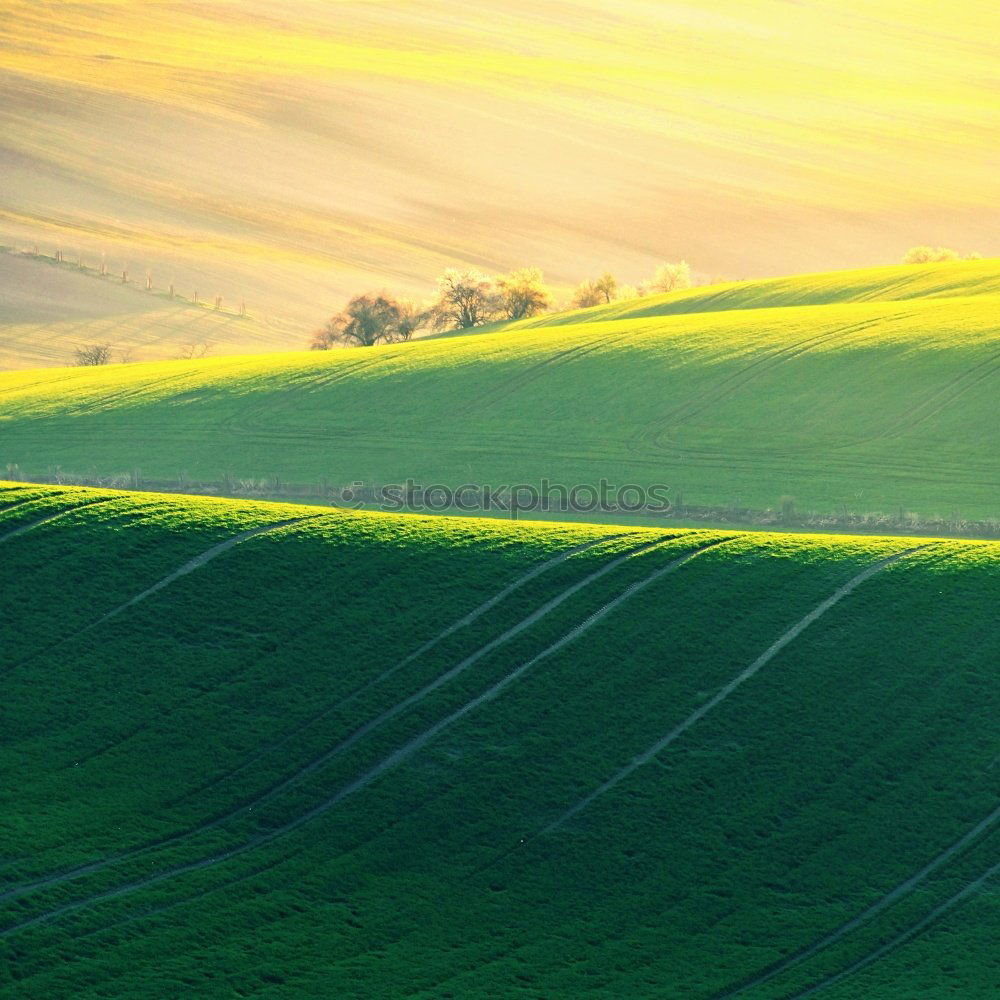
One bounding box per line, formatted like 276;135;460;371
1;261;997;525
1;482;998;997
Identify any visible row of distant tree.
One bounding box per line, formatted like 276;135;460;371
901;245;981;263
311;261;696;348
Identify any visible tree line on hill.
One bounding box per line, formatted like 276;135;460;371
310;244;983;349
310;260;697;349
66;243;983;361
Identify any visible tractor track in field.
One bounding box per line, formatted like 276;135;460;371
628;316;893;457
715;800;1000;997
627;321;1000;466
0;532;670;906
825;345;1000;454
1;514;328;678
787;856;1000;998
702;343;1000;464
58;356;268;416
0;371;94;397
483;543;933;873
0;533;724;934
0;496;118;546
445;336;612;419
0;494;63;518
219;352;404;437
173;532;632;809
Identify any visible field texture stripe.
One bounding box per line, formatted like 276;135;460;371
0;497;116;545
95;516;326;625
715;800;1000;997
222;534;684;817
0;531;654;904
0;514;329;679
177;532;633;805
0;496;57;519
541;544;931;835
0;535;728;934
788;858;1000;998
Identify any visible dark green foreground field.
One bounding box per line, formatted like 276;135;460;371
1;483;998;997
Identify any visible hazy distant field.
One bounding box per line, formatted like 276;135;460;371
0;252;301;368
2;261;998;525
1;484;997;997
1;0;996;319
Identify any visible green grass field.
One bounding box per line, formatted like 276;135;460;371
1;260;997;525
1;482;998;997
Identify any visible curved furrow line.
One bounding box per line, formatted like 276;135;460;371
533;544;932;840
0;535;731;937
173;532;632;808
0;514;332;897
826;346;1000;453
715;801;1000;997
0;532;669;905
0;494;62;519
787;858;1000;999
1;515;328;679
0;496;117;546
221;352;403;437
633;316;891;454
446;336;612;420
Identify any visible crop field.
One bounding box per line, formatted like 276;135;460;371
1;482;998;997
0;252;301;369
1;260;998;523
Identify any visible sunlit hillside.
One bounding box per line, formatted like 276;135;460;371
1;0;997;325
1;261;997;525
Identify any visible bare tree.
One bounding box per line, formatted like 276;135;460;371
902;245;961;263
312;293;424;349
572;271;618;308
648;260;692;293
431;268;496;330
178;341;212;360
494;267;551;320
572;280;603;309
74;344;113;366
394;299;426;342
